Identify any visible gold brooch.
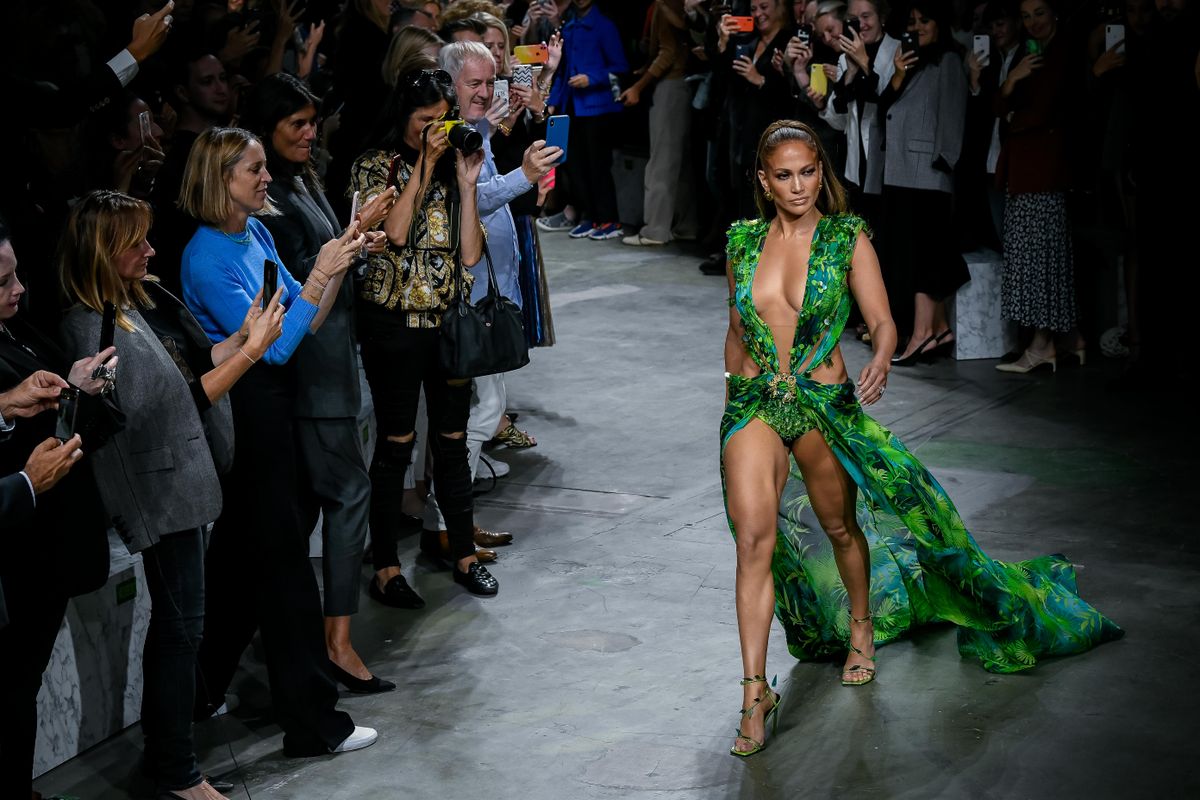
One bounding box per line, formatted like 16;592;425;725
768;373;798;402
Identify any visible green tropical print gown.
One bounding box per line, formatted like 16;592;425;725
720;214;1122;673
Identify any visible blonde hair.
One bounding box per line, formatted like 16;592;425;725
754;120;849;218
383;25;445;86
471;12;510;73
440;0;504;24
178;127;277;226
59;190;156;333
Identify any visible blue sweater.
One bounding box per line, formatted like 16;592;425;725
547;6;628;118
181;218;318;365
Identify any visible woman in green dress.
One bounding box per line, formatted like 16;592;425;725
722;120;1121;758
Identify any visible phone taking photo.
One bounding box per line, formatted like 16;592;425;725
973;34;990;64
809;63;828;96
493;78;510;114
900;31;918;56
138;110;153;147
1105;24;1125;55
99;302;116;353
262;259;278;310
545;115;569;165
55;387;79;443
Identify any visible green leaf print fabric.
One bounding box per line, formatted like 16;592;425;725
720;215;1122;673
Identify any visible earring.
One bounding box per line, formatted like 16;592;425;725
764;189;773;200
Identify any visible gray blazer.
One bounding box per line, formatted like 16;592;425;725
261;177;361;419
882;50;967;194
61;303;230;553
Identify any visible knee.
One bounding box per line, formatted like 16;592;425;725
730;516;777;561
819;517;857;549
386;432;415;443
438;430;466;441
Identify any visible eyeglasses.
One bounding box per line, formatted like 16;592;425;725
407;69;453;89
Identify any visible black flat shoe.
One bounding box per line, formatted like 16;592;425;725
368;574;425;609
454;562;499;596
328;661;396;694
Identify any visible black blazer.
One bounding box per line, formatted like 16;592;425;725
0;318;110;599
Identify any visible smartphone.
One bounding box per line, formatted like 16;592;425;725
99;302;116;353
531;65;543;83
493;78;510;113
900;31;918;56
262;259;278;310
796;23;813;45
733;42;755;62
846;17;861;35
55;387;79;442
809;63;828;96
728;15;754;32
512;64;533;88
349;190;360;225
1105;24;1125;55
137;110;153;147
1025;38;1042;56
545;114;569;165
973;34;990;63
513;43;549;64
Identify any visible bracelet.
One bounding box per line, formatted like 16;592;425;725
306;273;329;290
497;122;512;136
238;347;257;365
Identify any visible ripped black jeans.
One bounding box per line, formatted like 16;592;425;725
358;308;475;567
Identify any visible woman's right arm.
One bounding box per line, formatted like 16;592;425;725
379;131;451;246
201;287;285;402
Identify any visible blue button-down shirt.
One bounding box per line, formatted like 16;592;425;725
473;118;533;309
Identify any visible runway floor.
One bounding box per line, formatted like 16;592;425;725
35;232;1195;799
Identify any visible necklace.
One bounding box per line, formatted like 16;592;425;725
219;227;253;245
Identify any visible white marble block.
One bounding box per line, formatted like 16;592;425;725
947;250;1017;360
34;530;151;777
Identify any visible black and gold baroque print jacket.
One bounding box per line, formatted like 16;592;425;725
349;149;473;322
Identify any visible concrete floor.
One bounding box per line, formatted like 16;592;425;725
35;233;1197;799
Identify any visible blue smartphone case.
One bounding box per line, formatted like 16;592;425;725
546;115;569;165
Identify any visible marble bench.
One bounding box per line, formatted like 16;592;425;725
35;530;150;778
946;249;1016;360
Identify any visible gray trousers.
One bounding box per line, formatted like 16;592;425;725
296;416;371;616
641;77;697;242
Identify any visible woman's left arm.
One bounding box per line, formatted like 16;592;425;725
846;230;895;405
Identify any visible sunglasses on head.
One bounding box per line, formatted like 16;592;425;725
408;69;453;89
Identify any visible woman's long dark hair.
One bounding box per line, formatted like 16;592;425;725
240;72;323;193
906;0;962;62
369;68;458;153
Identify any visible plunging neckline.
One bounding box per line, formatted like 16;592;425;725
748;215;828;376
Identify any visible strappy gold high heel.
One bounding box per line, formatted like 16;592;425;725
842;614;877;687
730;675;781;757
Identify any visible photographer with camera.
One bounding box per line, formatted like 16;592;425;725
0;217;116;798
348;68;498;596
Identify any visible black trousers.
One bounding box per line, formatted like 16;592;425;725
0;574;68;796
141;528;205;791
358;311;475;567
194;365;353;755
566;113;620;224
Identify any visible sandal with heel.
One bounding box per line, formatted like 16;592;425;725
842;614;877;687
730;674;781;757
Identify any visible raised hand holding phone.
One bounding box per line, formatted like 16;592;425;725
261;259;278;310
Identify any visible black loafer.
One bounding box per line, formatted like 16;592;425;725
368;574;425;609
454;562;498;596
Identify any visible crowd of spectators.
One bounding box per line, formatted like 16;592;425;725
0;0;1196;798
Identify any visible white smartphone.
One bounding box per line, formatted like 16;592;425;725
972;35;990;65
493;78;510;114
1105;24;1125;55
349;190;360;226
138;110;153;146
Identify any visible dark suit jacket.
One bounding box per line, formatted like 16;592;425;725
261;177;361;419
0;317;110;602
60;292;232;554
995;36;1076;194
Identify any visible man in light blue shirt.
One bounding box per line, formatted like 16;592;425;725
426;42;560;545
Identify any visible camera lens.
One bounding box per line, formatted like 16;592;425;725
447;123;483;154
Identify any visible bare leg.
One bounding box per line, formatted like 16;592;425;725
895;292;938;359
722;419;790;753
792;430;875;681
324;616;370;680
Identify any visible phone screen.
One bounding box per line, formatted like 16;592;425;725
99;302;116;353
55;387;79;442
973;35;990;61
138;110;153;147
262;259;278;310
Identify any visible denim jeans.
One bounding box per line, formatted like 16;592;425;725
141;528;205;791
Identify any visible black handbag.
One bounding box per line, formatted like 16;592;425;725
439;241;530;379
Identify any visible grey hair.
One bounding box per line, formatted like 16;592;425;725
439;40;495;80
815;0;848;18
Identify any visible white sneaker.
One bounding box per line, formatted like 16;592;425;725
331;726;379;753
480;453;510;478
622;233;667;247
